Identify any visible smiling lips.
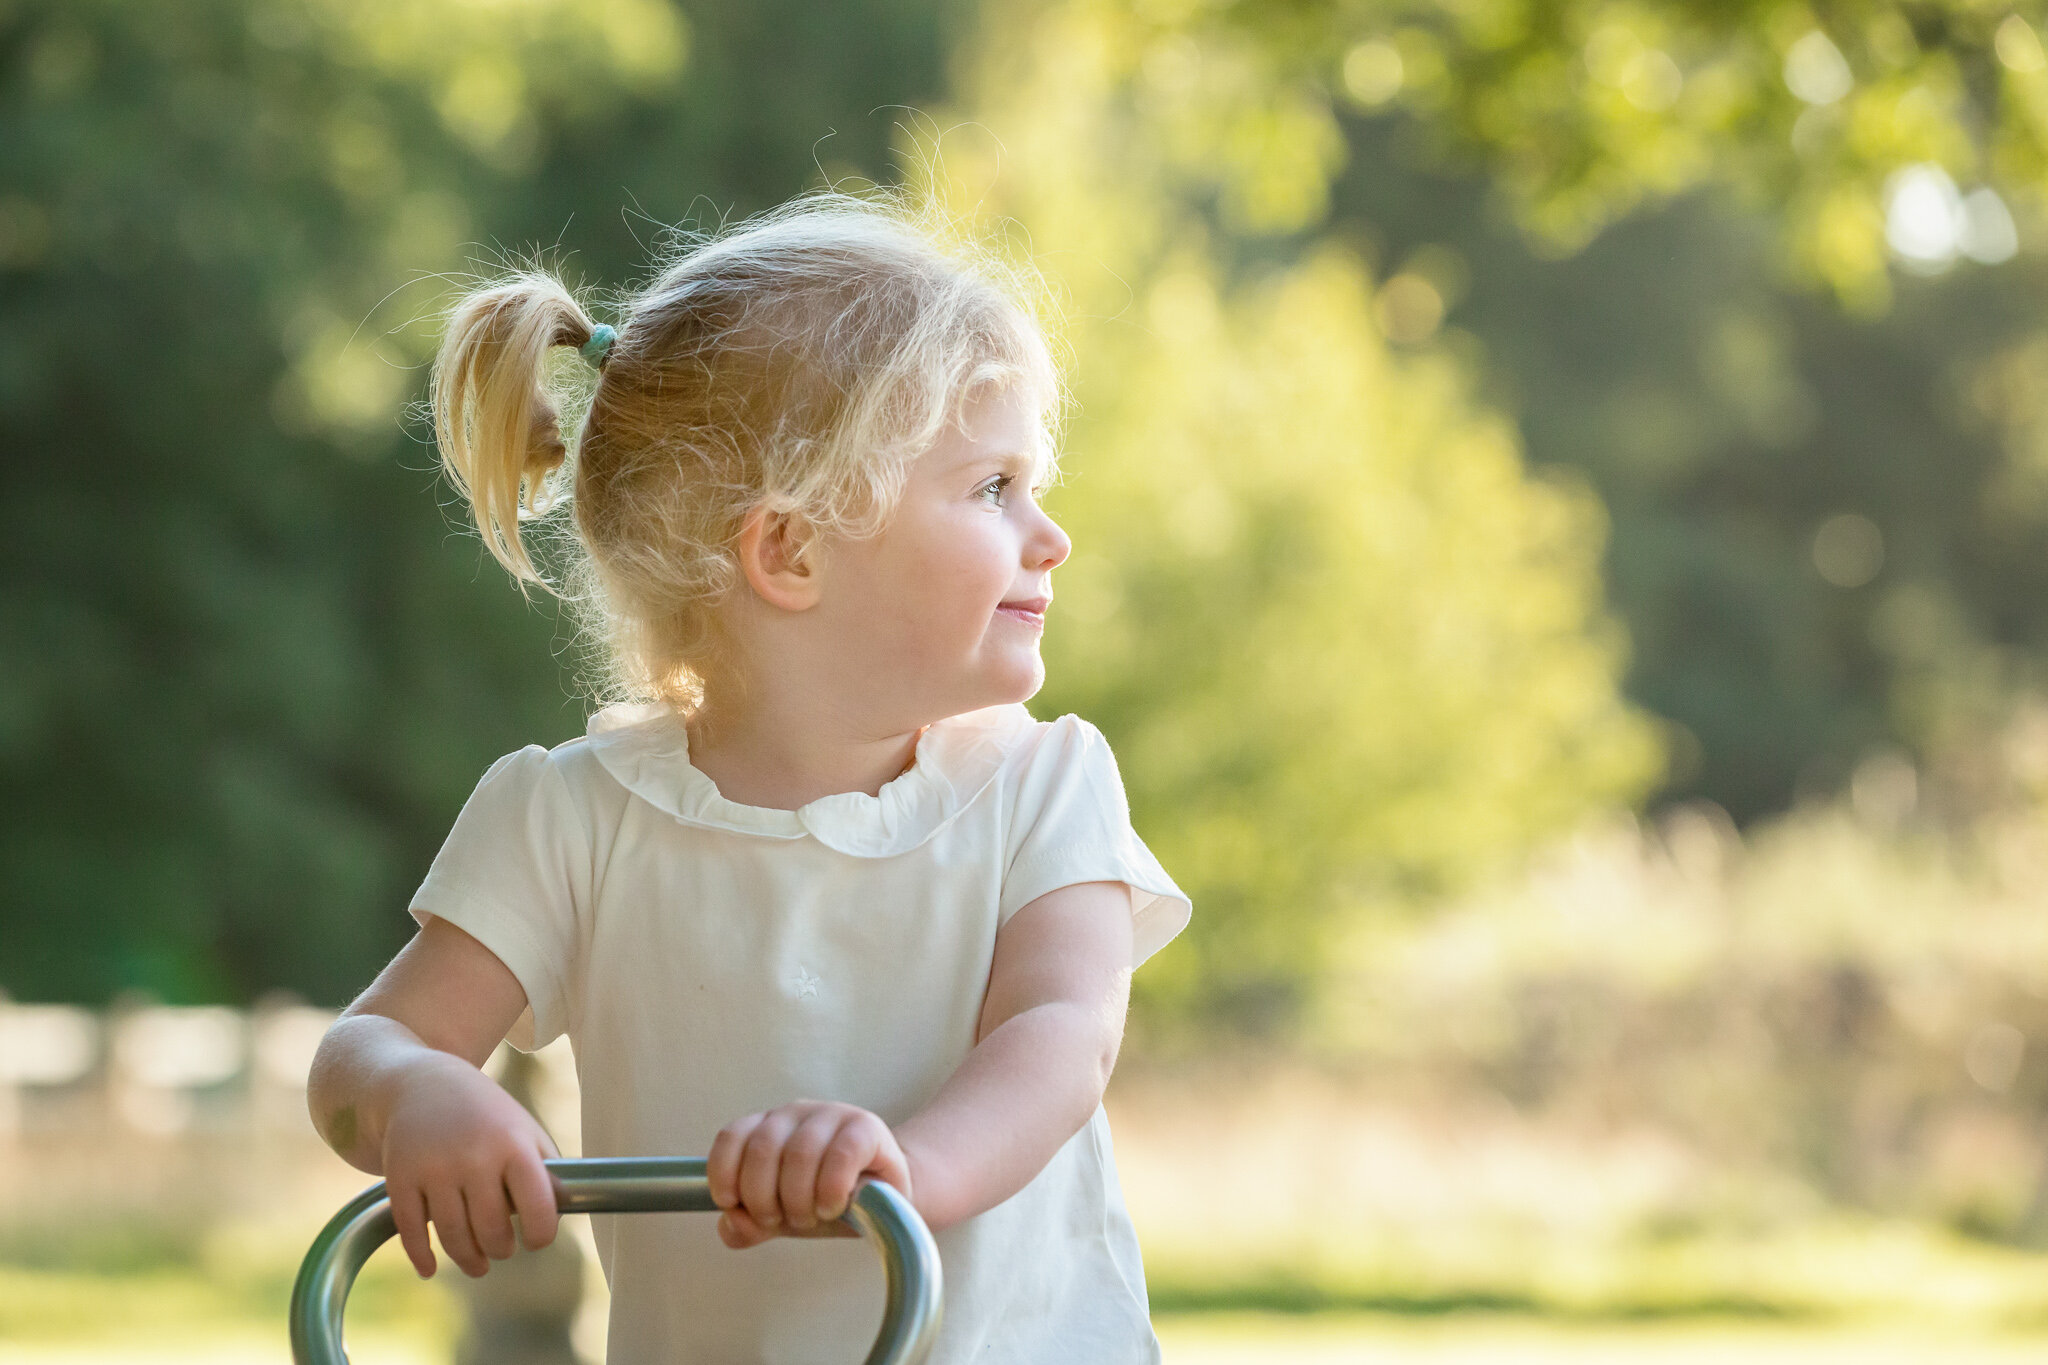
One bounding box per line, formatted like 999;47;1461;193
996;596;1050;630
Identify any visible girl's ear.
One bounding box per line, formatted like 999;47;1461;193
735;505;824;612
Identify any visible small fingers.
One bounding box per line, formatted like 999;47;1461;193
388;1185;438;1278
814;1119;883;1221
778;1111;844;1231
864;1129;914;1198
707;1113;763;1212
505;1148;560;1252
718;1205;775;1249
426;1183;489;1278
465;1174;517;1262
739;1112;797;1229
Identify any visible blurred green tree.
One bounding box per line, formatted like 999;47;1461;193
1309;4;2048;822
1125;0;2048;311
0;0;950;1004
919;0;2048;1021
922;5;1663;1029
997;0;2048;825
1325;134;2048;821
15;0;2048;1028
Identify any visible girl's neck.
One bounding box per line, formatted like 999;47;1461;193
684;686;924;811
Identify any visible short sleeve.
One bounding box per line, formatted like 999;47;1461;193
1002;717;1192;966
410;746;588;1051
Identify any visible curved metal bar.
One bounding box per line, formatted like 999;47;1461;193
289;1156;941;1365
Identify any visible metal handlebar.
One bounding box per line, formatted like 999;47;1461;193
289;1156;942;1365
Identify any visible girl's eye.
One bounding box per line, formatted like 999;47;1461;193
976;475;1012;507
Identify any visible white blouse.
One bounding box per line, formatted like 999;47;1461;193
411;701;1191;1364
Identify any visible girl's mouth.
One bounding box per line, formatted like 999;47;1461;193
996;596;1049;630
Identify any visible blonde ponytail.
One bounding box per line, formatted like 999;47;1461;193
430;271;601;588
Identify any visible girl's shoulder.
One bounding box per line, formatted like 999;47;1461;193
923;705;1124;798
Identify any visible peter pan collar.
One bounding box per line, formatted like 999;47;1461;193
583;701;1034;858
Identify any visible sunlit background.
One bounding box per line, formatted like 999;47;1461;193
11;0;2048;1359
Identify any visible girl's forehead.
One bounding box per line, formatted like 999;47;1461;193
958;384;1045;444
926;387;1049;472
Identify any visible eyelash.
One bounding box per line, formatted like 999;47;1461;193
977;475;1013;507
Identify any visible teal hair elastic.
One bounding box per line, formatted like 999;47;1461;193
579;323;617;368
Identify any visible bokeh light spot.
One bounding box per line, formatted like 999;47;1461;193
1621;49;1684;112
1375;273;1444;344
1965;1022;2026;1093
1960;188;2018;265
1813;513;1884;587
1342;40;1403;107
1885;164;1963;268
1785;30;1853;106
1995;15;2047;74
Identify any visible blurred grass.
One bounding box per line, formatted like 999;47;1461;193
0;1219;453;1353
7;1209;2048;1355
1146;1214;2048;1327
1154;1314;2048;1363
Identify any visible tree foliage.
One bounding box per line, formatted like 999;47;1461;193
921;2;1661;1026
1102;0;2048;310
992;0;2048;824
1;0;948;1003
12;0;2048;1028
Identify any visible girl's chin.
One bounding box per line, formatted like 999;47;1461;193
887;649;1043;722
974;658;1045;710
1005;669;1048;706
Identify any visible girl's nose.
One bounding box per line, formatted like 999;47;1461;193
1030;507;1072;571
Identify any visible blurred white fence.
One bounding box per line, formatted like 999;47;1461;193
0;998;341;1230
0;998;579;1233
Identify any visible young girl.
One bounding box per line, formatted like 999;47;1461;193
305;194;1191;1363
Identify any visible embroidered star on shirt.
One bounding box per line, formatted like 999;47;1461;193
792;967;821;999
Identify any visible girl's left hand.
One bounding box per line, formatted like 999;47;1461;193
706;1101;913;1249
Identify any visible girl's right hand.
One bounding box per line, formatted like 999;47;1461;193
706;1101;913;1249
379;1054;562;1278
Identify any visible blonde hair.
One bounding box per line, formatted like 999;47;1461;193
430;191;1062;712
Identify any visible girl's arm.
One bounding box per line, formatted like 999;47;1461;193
707;880;1132;1242
307;916;561;1277
898;879;1133;1228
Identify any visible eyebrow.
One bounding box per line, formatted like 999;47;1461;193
948;448;1044;484
950;446;1036;469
